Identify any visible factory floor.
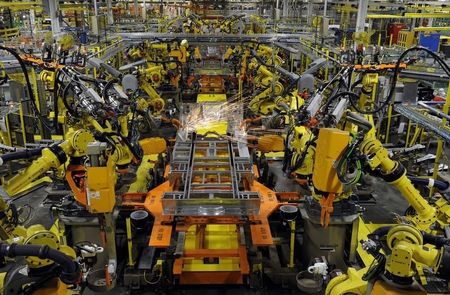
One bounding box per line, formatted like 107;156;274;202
11;160;424;295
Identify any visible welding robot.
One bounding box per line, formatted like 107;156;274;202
322;112;450;295
271;59;450;290
0;67;148;292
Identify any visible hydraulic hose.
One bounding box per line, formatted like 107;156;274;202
335;140;362;186
0;243;80;284
287;138;315;175
369;226;392;238
0;148;43;166
422;232;450;248
102;78;120;100
61;82;77;117
408;176;450;193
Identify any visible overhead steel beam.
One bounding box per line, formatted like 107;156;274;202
117;32;310;44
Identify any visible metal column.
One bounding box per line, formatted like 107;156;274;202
107;0;113;25
282;0;289;18
142;0;146;20
48;0;60;35
355;0;369;33
92;0;99;37
306;1;313;26
93;0;98;17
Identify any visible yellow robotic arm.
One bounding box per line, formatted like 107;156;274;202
169;39;189;63
360;132;437;230
248;60;284;115
384;225;443;280
345;112;450;233
3;129;94;197
326;224;450;295
248;85;283;115
193;47;202;62
223;46;235;62
133;64;167;116
288;126;315;177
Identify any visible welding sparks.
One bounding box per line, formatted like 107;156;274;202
180;93;254;135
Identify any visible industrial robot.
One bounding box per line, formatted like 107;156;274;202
317;111;450;294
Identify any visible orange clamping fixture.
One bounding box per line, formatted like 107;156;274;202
65;164;88;207
320;193;336;228
104;264;111;287
353;63;407;71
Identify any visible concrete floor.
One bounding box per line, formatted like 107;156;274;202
269;160;408;223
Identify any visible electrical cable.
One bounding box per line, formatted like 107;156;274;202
17;204;33;225
6;203;19;226
362;252;386;281
0;46;52;131
335;136;363;186
61;82;77;116
102;78;121;103
349;46;450;114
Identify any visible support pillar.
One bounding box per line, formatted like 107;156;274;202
107;0;114;25
355;0;369;33
48;0;60;35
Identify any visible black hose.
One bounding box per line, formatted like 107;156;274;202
102;78;119;100
369;225;450;248
99;131;142;162
350;46;450;114
422;232;450;248
0;148;43;165
282;76;301;96
282;126;294;173
0;46;51;131
320;74;349;93
408;176;450;193
335;138;363;186
61;82;77;117
287;138;315;174
369;226;392;239
350;77;363;90
0;243;80;284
